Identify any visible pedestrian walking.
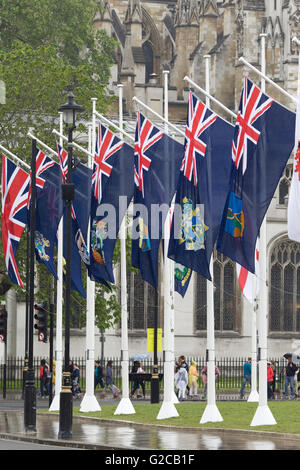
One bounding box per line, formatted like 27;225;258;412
130;361;146;399
240;357;252;398
103;360;120;398
94;360;105;390
188;360;199;398
71;363;82;399
38;359;48;398
270;360;276;397
201;364;220;400
267;362;274;399
284;356;298;399
175;367;188;401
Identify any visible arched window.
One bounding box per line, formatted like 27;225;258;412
142;40;154;83
127;270;160;330
194;252;240;332
278;165;293;205
270;238;300;332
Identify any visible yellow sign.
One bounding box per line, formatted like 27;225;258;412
147;328;162;352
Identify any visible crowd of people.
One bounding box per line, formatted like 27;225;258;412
37;354;300;402
240;356;300;400
174;355;220;401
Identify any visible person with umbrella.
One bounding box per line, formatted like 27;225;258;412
283;354;298;399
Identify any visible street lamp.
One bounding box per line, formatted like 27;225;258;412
58;90;83;439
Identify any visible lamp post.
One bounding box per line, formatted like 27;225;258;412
58;91;83;439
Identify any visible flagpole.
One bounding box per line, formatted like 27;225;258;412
132;96;186;138
0;144;30;171
80;115;101;413
238;56;298;106
157;70;179;420
183;76;237;120
114;84;135;415
247;273;259;402
200;55;223;424
251;33;276;426
49;112;64;412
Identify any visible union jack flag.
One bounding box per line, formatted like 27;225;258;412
183;92;217;186
27;148;55;208
92;123;124;204
134;112;164;198
1;155;30;287
233;77;273;174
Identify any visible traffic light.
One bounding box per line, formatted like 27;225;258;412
0;307;7;343
34;301;48;343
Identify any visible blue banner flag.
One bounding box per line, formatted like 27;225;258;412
168;92;234;281
88;123;134;285
29;148;63;279
217;77;296;273
131;112;183;288
63;161;92;298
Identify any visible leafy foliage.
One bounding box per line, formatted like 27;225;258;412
0;0;122;330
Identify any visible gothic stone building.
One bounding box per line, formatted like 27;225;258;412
4;0;300;360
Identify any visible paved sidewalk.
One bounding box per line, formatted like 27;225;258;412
0;403;299;450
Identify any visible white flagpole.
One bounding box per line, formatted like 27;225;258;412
0;144;30;171
157;70;179;420
200;55;223;424
49;112;64;411
80;115;101;412
184;76;237;120
247;273;259;402
251;33;276;426
239;56;298;105
115;84;135;415
132;96;186;138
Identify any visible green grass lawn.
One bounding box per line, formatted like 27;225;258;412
45;401;300;435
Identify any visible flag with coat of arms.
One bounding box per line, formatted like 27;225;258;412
88;122;134;286
131;112;183;288
168;92;234;282
217;77;296;273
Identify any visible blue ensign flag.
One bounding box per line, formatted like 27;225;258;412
88;123;134;285
217;77;296;273
131;112;183;288
168;92;234;281
30;148;63;279
63;161;92;298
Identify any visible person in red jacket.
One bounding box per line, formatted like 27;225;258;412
267;362;274;400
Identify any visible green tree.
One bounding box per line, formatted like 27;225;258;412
0;0;122;330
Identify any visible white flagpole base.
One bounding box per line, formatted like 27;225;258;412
79;393;101;413
247;390;259;402
200;404;223;424
114;397;136;415
157;401;179;420
250;405;276;426
49;394;60;412
172;391;179;404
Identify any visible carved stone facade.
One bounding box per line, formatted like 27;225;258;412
94;0;300;119
87;0;300;358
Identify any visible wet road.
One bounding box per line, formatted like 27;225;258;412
0;410;300;450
